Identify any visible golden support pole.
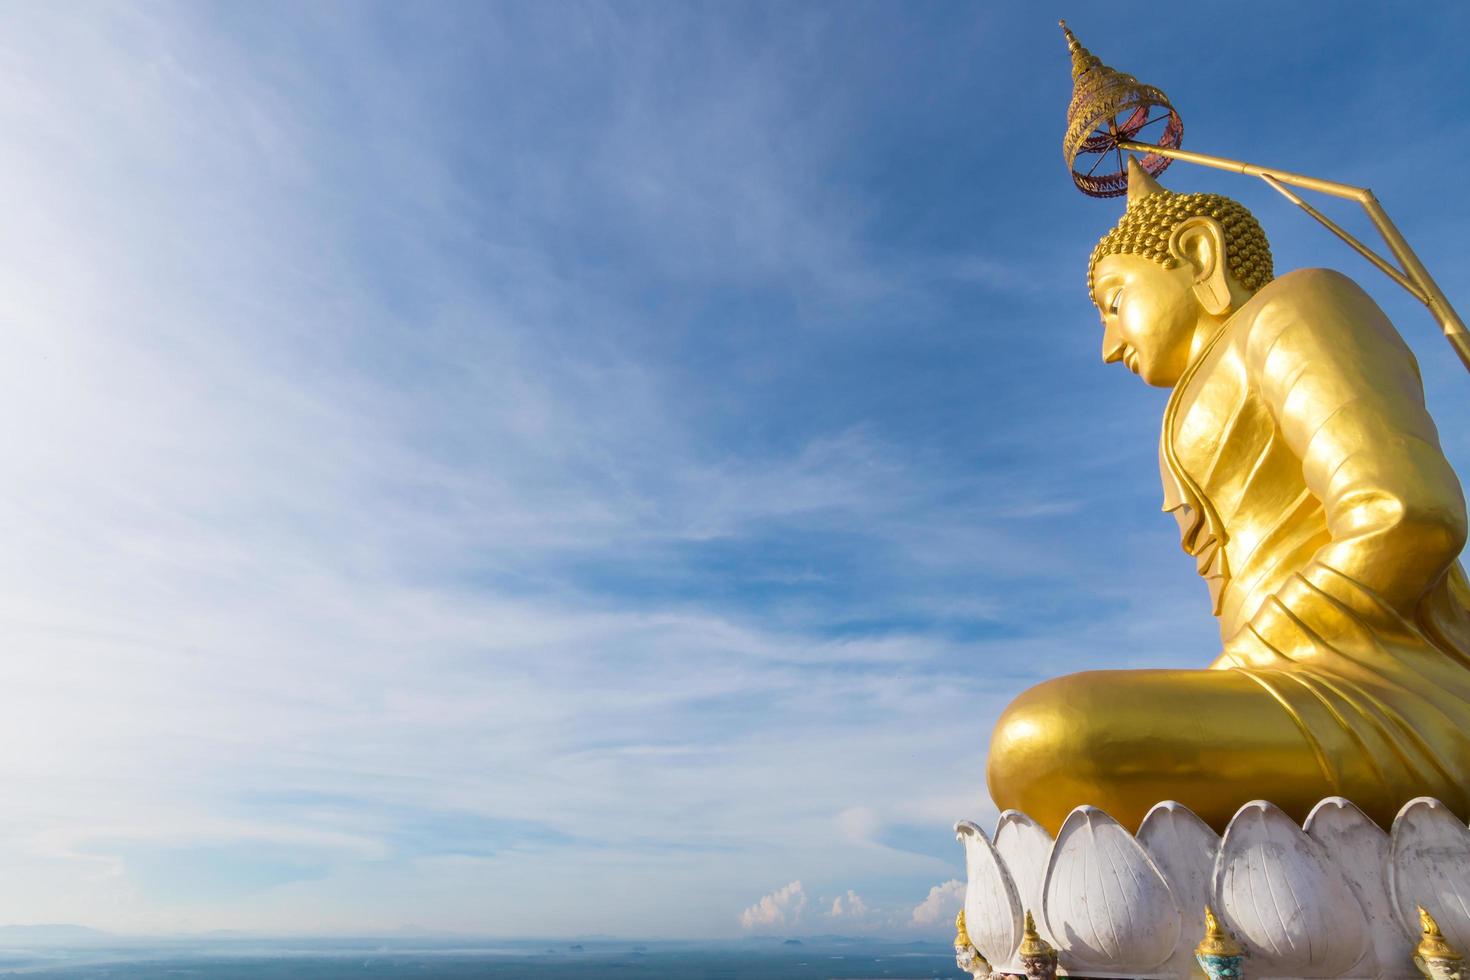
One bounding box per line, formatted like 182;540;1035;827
1117;139;1470;373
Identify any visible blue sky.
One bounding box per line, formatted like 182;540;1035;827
0;0;1468;939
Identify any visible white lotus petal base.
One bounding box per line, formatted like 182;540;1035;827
954;797;1469;980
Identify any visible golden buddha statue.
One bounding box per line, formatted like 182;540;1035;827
985;157;1470;834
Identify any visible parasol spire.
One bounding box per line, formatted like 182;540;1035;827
1059;20;1101;81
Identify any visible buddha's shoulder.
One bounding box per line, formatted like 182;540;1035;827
1242;267;1379;321
1230;267;1400;362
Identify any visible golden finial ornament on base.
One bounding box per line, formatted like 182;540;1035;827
953;907;971;948
1415;906;1465;980
1018;910;1058;980
1194;906;1246;980
953;908;993;980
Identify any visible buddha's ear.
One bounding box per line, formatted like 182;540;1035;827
1169;216;1233;316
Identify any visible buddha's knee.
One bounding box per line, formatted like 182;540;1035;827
988;673;1109;793
985;668;1328;833
986;671;1169;833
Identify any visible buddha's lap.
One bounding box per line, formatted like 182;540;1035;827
986;668;1336;832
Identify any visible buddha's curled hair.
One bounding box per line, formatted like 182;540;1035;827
1088;191;1274;302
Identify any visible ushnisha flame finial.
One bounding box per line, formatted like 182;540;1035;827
1126;155;1166;207
1418;906;1464;963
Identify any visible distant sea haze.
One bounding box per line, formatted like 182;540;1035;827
0;934;957;979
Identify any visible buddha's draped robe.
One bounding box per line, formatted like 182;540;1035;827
1162;267;1470;819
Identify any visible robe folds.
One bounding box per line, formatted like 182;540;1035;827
1161;268;1470;818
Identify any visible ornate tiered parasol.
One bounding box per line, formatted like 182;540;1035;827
1060;21;1181;199
1060;21;1470;372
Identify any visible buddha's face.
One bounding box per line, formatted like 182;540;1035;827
1092;252;1202;388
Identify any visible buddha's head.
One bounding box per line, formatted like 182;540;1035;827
1089;159;1273;387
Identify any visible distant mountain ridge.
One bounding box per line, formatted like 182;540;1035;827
0;924;109;942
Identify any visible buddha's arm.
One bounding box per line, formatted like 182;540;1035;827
1246;269;1467;616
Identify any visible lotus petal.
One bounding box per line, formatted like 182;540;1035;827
994;808;1055;946
1137;801;1218;978
1041;806;1180;975
1214;800;1368;977
955;819;1024;966
1389;797;1470;955
1305;797;1411;978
